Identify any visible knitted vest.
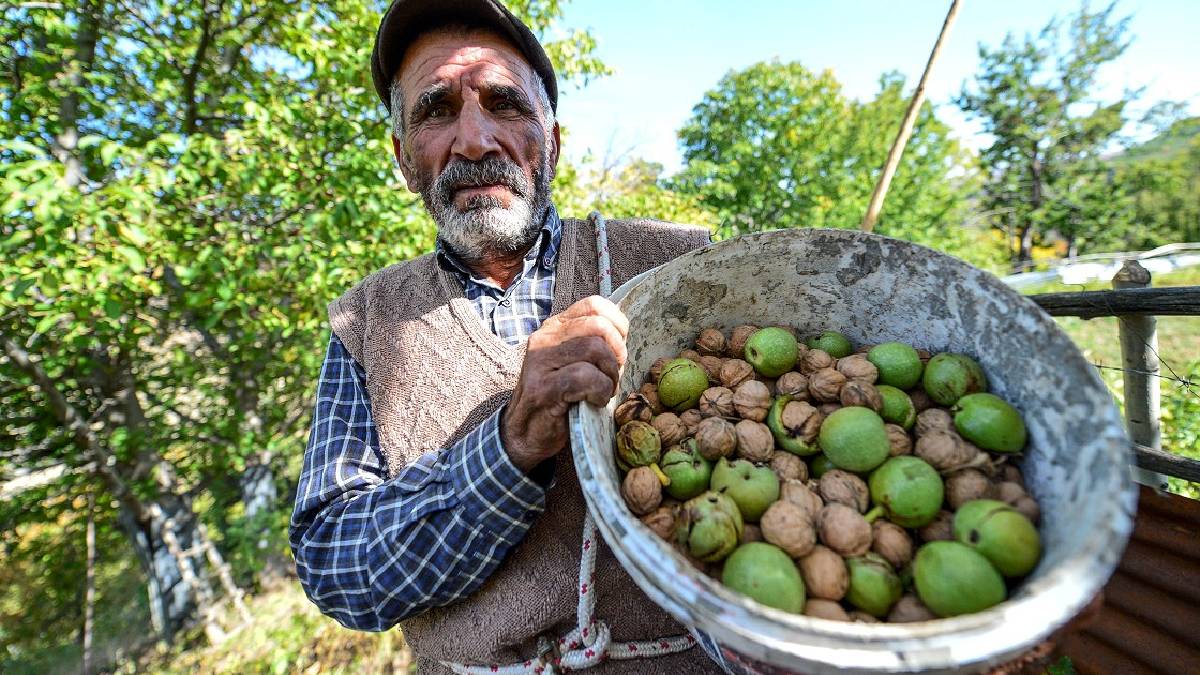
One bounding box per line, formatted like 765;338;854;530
328;216;722;674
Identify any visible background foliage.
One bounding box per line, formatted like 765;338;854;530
1;0;1196;672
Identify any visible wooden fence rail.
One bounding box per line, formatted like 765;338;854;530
1028;264;1199;488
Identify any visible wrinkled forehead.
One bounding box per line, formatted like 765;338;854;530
397;26;538;99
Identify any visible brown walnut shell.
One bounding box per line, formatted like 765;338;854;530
698;386;735;418
799;545;849;601
735;419;775;462
819;470;870;513
809;368;848;403
651;413;687;448
775;371;811;400
835;354;878;384
817;503;872;557
696;328;727;357
760;500;816;558
621;466;662;516
771;453;809;482
695;416;737;461
840;380;883;412
727;325;759;358
871;520;914;569
719;359;755;389
732;380;772;422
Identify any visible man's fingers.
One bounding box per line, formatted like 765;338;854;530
536;335;621;389
554;362;618;406
557;315;627;367
555;296;629;339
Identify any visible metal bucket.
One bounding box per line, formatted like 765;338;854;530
569;228;1136;674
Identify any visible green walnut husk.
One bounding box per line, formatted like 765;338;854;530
876;385;916;430
616;420;661;472
660;439;713;501
745;327;800;378
954;499;1041;577
722;542;807;613
818;407;890;473
954;393;1027;453
922;353;988;406
868;456;944;528
867;342;924;390
767;395;818;456
806;331;852;359
711;458;780;523
658;358;710;412
845;553;903;618
677;491;744;562
913;541;1006;617
810;454;836;479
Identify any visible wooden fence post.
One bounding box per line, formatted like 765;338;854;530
1112;260;1168;491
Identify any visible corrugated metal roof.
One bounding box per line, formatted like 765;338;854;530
1057;486;1200;674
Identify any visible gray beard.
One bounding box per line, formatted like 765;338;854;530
419;149;552;263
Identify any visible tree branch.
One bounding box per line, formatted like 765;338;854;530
1;332;146;520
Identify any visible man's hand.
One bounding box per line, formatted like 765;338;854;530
502;296;630;473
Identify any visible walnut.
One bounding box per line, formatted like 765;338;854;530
908;388;934;413
735;419;775;462
914;429;979;471
1013;496;1041;524
799;545;849;601
871;521;914;569
819;470;870;513
1000;464;1025;487
995;480;1027;505
679;409;703;436
696;328;727;357
817;503;872;556
835;354;878;383
804;599;850;621
849;611;880;623
840;380;883;412
800;348;835;375
885;424;913;456
639;383;664;414
698;355;724;383
780;479;824;518
621;466;662;515
946;469;995;510
775;371;811;400
732;380;771;422
808;368;848;403
760;500;816;558
740;523;764;544
680;349;703;363
771;453;809;482
917;510;954;542
888;595;937;623
914;408;954;437
651;413;687;448
817;403;843;418
695;416;737;461
640;505;677;540
719;359;755;389
727;325;759;358
648;357;670;384
781;400;824;443
614;393;654;427
698;386;735;418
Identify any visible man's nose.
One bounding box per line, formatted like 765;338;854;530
450;103;502;162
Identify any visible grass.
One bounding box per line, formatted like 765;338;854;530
128;579;413;675
1021;266;1200;497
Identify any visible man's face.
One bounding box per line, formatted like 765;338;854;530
393;28;560;261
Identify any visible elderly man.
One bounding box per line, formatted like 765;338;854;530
289;1;723;673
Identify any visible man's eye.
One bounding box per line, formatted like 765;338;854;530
494;100;514;111
428;105;450;119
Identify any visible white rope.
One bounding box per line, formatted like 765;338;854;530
440;212;697;673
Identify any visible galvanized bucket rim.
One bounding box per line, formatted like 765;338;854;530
570;227;1136;673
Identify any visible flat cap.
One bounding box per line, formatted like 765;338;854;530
371;0;559;113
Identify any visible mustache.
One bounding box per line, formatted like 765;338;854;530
433;158;529;206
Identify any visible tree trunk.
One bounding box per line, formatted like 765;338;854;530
53;0;101;189
81;490;96;675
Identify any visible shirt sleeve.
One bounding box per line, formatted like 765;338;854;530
289;334;553;631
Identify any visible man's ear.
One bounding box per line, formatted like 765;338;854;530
392;134;417;193
548;120;561;181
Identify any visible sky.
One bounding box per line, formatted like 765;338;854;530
551;0;1200;174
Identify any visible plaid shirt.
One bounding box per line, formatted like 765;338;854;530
290;207;562;631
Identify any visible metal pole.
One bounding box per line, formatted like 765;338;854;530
860;0;963;232
1112;260;1167;491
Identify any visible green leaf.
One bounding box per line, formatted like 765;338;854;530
10;278;35;300
118;223;150;247
117;245;146;272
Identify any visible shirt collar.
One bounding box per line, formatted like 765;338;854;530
435;204;562;286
